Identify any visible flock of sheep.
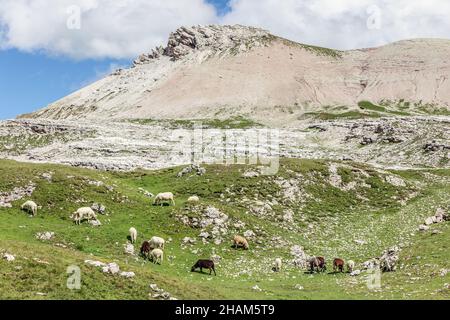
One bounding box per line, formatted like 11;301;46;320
308;257;356;274
19;193;357;278
135;227;251;276
19;193;226;276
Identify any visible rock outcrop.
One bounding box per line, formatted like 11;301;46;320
132;25;272;64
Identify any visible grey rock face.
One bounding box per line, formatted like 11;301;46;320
139;25;273;62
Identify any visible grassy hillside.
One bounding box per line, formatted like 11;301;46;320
0;159;449;300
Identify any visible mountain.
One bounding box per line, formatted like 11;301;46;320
2;26;450;301
19;25;450;125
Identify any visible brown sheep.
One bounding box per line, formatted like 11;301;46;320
333;258;345;273
233;235;249;250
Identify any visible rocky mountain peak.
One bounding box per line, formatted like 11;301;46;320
133;24;273;65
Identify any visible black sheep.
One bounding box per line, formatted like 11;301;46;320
140;241;151;259
191;259;217;276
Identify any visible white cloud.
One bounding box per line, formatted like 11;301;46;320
223;0;450;50
0;0;217;59
0;0;450;59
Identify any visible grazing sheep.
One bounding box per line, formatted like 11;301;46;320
140;241;151;259
191;259;216;276
149;236;165;250
153;192;175;206
309;257;320;273
233;235;249;250
309;256;327;273
347;260;355;273
150;249;164;265
317;257;327;272
333;258;345;273
129;227;137;244
21;200;38;216
71;207;97;225
187;195;200;203
273;258;282;272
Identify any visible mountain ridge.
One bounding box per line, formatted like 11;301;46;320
19;25;450;125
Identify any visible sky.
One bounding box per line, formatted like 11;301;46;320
1;0;450;119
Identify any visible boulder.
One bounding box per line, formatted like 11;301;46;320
350;270;361;276
35;231;55;241
102;263;120;275
360;136;375;145
291;245;308;268
424;217;434;225
2;253;15;262
89;219;102;227
177;164;206;178
85;260;106;267
91;203;106;214
124;243;135;255
243;230;256;239
380;246;400;272
120;271;135;278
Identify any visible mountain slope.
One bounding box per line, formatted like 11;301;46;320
1;159;449;299
20;25;450;125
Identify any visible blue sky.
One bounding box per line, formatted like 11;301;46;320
0;50;130;119
1;0;449;120
0;0;229;120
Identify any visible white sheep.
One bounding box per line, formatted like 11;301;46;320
233;235;249;250
153;192;175;206
274;258;282;272
347;260;356;273
129;227;137;244
21;200;38;216
71;207;97;225
150;248;164;265
187;195;200;203
149;236;165;250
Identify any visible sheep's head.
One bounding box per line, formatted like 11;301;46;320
70;212;80;220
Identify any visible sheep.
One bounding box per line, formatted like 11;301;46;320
333;258;345;273
309;256;326;273
233;235;249;250
317;257;327;272
129;227;137;244
187;195;200;203
140;241;151;259
71;207;97;225
347;260;356;273
21;200;38;216
191;259;216;276
150;249;164;265
149;236;165;250
309;257;320;273
153;192;175;206
273;258;282;272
